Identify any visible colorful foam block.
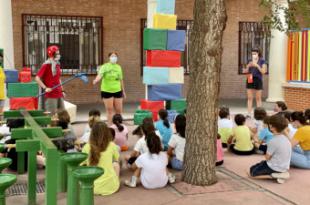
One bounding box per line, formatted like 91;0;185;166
169;99;187;114
134;110;153;125
18;71;31;83
7;82;39;97
146;50;181;67
10;97;38;110
157;0;175;14
140;99;165;112
143;28;168;50
147;84;183;101
4;69;19;83
147;0;157;28
153;14;177;30
143;67;169;85
168;67;184;84
167;30;186;51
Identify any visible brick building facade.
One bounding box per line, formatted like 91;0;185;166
11;0;268;104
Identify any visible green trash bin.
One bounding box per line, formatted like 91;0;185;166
134;110;153;125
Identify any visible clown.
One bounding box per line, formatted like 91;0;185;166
35;45;64;114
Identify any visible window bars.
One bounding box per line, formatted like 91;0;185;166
22;14;103;75
238;22;271;74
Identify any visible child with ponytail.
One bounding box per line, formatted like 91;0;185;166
155;109;172;150
82;121;120;195
110;114;129;151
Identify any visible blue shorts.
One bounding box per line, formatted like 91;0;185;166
171;157;183;170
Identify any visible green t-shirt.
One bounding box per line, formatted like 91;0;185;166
233;125;254;151
99;63;123;93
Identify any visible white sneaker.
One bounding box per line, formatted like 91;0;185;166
124;176;137;188
276;178;286;184
271;172;290;179
168;173;176;184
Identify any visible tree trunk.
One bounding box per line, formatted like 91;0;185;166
183;0;227;186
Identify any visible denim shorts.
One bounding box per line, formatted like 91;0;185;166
171;157;183;171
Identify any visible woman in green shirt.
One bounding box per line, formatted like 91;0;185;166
93;52;126;124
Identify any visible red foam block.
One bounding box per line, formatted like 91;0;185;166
19;71;31;83
10;97;38;110
140;99;165;112
146;50;181;67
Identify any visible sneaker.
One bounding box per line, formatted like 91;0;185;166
271;172;290;179
168;173;176;184
124;176;137;188
276;178;286;184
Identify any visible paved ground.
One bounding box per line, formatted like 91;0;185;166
5;100;310;205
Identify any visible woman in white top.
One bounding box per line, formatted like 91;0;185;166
125;132;174;189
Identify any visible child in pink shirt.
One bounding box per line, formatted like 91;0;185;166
216;134;224;166
110;114;129;151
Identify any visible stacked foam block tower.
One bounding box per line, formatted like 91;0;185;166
7;68;38;110
134;0;187;125
286;29;310;82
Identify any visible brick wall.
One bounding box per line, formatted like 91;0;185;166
284;86;310;111
12;0;268;104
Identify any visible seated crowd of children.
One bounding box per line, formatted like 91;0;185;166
1;101;309;195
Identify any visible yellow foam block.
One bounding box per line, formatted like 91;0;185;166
153;14;177;30
169;67;184;84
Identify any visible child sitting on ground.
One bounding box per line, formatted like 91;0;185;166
167;114;186;170
80;109;101;144
218;106;233;148
216;133;224;166
254;116;273;154
274;101;288;114
249;107;267;137
155;109;173;150
228;114;254;155
82;121;120;195
110;114;129;151
277;111;296;139
51;109;76;152
126;118;161;168
249;114;291;184
125;132;175;189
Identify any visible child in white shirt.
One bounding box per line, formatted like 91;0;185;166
125;132;175;189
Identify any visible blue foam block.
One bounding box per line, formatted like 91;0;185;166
4;69;19;83
143;67;169;85
148;84;183;101
157;0;175;14
167;30;186;51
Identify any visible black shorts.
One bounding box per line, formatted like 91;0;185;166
246;77;263;90
101;91;123;99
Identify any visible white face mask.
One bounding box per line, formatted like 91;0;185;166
110;56;118;64
54;54;61;61
252;54;258;61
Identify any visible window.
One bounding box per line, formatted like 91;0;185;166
140;19;193;75
22;14;103;75
239;22;271;74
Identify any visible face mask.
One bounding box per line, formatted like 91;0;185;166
54;54;61;61
110;56;118;64
252;54;258;61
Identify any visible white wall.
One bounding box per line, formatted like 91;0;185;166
0;0;15;69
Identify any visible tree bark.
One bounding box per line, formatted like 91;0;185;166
183;0;227;186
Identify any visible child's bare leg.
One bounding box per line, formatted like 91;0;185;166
113;162;120;177
133;167;141;178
